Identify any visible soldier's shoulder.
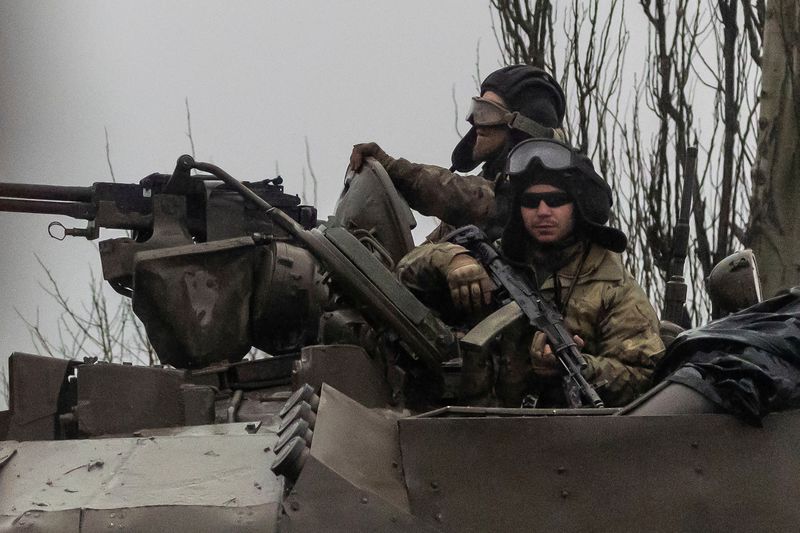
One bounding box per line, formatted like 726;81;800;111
583;245;625;283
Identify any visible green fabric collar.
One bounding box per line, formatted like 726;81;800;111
537;243;624;290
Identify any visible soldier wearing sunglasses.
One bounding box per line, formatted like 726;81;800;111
397;139;665;407
349;65;566;242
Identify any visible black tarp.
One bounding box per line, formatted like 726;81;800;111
655;287;800;425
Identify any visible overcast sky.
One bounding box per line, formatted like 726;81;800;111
0;2;511;404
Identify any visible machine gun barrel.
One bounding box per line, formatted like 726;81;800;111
0;198;94;219
0;178;192;239
0;183;96;219
0;182;94;202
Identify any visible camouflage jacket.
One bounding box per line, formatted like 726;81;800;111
377;155;509;242
397;241;665;407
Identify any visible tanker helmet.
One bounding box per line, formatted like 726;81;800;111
501;139;627;259
451;65;566;172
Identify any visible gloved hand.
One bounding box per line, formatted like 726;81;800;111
445;254;494;313
349;142;391;172
529;332;585;378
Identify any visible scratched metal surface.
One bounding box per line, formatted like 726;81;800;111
398;411;800;532
0;427;280;532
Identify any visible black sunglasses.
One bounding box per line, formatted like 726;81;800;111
520;191;573;208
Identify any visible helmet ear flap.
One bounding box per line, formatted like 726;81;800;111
450;127;480;172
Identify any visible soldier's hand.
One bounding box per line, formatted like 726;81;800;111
444;254;494;313
529;333;585;377
573;335;585;350
349;142;388;172
529;332;560;377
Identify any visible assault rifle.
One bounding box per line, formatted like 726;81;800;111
662;146;697;328
446;224;604;408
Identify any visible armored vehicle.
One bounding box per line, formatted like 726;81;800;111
1;155;799;532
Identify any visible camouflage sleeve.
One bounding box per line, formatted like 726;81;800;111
395;242;469;293
581;275;665;407
382;157;496;228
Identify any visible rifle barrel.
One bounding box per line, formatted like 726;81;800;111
0;183;93;203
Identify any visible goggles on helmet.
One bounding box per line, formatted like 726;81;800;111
505;138;578;176
467;97;512;127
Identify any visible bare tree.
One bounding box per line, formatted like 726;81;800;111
747;0;799;297
304;136;319;206
491;0;556;70
0;366;7;406
185;97;197;159
17;257;156;366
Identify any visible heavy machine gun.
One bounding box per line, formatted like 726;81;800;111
0;168;316;295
